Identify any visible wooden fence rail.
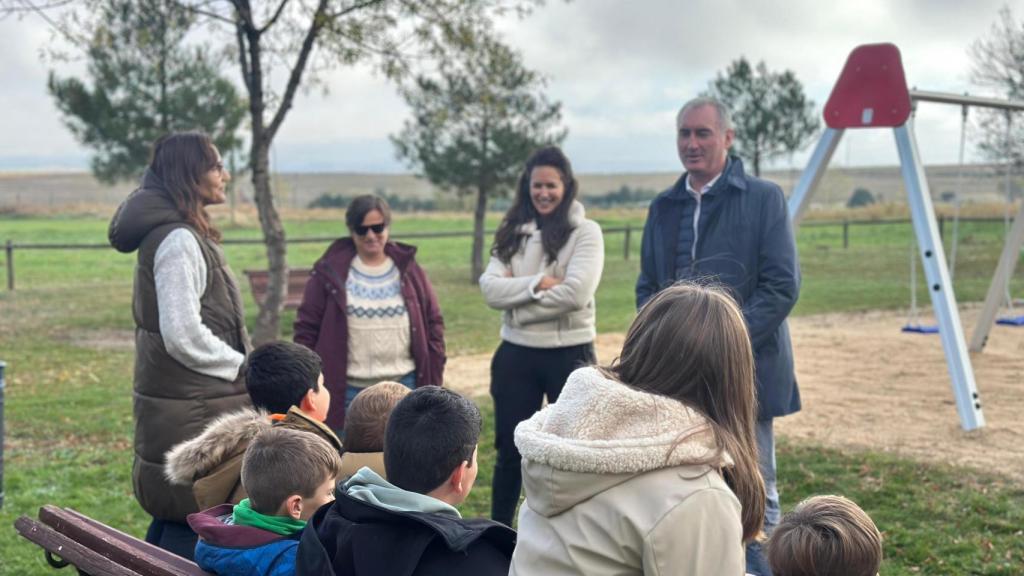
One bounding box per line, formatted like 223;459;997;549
1;218;1013;291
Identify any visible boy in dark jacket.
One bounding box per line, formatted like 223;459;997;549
297;387;515;576
165;341;343;510
188;427;342;576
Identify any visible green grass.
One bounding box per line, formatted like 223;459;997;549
779;439;1024;575
2;212;1024;574
4;213;1024;353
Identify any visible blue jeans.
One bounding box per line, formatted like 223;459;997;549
344;371;416;409
746;418;781;576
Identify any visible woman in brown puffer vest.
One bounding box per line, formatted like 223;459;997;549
109;132;250;559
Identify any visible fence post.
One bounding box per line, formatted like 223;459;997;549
623;225;632;261
939;215;945;241
1;360;6;509
5;240;12;291
843;219;849;249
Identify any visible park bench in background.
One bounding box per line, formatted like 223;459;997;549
14;505;211;576
243;268;312;310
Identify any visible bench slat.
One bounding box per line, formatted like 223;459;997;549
15;515;144;576
244;268;312;310
39;506;210;576
61;508;206;575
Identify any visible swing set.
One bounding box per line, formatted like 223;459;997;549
903;95;1023;333
788;43;1024;432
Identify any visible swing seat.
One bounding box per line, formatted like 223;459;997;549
996;315;1024;326
902;324;939;334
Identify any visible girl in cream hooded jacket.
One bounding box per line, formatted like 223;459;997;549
511;366;745;575
510;282;766;575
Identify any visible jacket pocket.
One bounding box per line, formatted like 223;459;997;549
565;301;594;332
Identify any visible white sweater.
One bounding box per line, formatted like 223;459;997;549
345;256;415;381
153;229;245;381
479;201;604;349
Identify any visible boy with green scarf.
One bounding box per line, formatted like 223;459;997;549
187;427;341;575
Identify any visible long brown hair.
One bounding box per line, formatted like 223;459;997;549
604;282;766;542
492;146;579;264
148;131;222;242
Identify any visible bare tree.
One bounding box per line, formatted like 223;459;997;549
6;0;542;342
971;5;1024;168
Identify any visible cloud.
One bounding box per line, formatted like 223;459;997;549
0;1;1017;172
0;17;86;159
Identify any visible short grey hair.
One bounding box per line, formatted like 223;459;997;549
677;97;733;131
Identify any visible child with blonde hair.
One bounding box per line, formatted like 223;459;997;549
340;381;411;479
767;495;882;576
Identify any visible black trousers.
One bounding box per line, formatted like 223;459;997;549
489;340;596;526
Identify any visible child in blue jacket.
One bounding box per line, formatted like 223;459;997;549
187;427;341;575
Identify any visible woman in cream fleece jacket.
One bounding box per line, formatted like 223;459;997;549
511;284;766;576
479;146;604;526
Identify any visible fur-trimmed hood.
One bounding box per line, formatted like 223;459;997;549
164;408;271;484
514;366;731;517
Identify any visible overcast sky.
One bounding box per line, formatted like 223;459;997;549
0;0;1016;174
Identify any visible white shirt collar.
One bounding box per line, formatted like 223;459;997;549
685;170;724;198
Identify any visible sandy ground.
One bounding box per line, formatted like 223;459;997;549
447;307;1024;485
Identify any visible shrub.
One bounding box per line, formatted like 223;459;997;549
847;187;875;208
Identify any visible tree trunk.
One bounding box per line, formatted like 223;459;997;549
250;137;287;345
471;186;488;283
238;17;287;345
752;149;761;177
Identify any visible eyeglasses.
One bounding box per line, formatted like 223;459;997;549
355;223;386;236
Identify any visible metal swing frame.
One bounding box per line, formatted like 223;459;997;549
787;44;985;431
970;108;1024;348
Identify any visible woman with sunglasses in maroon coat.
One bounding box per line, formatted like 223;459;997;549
294;195;446;432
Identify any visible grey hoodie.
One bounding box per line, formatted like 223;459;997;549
343;467;461;518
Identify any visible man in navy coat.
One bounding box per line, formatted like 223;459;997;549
636;96;801;576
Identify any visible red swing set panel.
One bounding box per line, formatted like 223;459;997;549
823;43;912;129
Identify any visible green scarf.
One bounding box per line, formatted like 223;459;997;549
232;498;306;536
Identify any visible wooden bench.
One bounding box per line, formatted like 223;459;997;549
14;505;212;576
243;268;313;310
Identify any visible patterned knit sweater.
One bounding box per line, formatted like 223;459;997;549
345;256;415;382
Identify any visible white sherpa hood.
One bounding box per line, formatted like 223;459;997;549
514;366;731;516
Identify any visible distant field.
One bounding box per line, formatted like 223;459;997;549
1;162;1018;211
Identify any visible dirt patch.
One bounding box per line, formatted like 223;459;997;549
446;308;1024;485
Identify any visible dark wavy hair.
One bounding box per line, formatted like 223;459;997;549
492;146;579;264
148;131;222;242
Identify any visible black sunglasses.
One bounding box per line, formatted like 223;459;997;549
354;223;386;236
